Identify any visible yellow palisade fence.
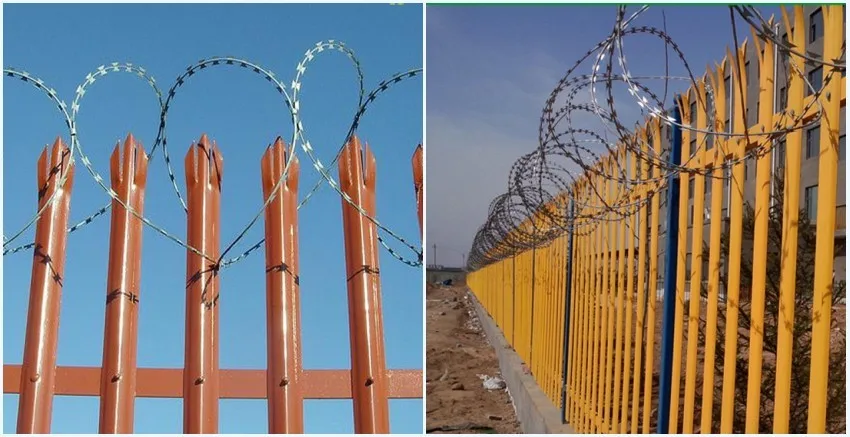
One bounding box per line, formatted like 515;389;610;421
467;6;845;433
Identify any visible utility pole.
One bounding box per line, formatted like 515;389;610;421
432;243;437;267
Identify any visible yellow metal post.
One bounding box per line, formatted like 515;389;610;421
612;147;627;432
636;132;651;432
762;6;804;433
590;169;603;432
622;146;638;434
600;155;617;433
580;200;597;432
577;192;587;430
806;5;842;432
569;194;582;425
598;157;612;431
700;61;731;433
580;215;590;427
644;118;663;433
683;82;707;434
566;190;581;423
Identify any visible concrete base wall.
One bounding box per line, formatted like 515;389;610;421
468;291;575;434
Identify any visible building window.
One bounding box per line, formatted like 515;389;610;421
744;159;749;181
808;66;823;95
725;118;731;131
686;253;692;279
805;185;818;220
689;180;694;200
755;102;760;121
779;27;794;65
838;205;847;231
688;205;694;227
690;138;697;153
690;101;697;123
775;140;786;168
779;87;787;109
745;61;750;80
840;135;846;161
810;8;823;43
706;176;712;195
806;126;821;159
781;33;791;68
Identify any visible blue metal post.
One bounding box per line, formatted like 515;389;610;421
560;199;576;424
657;102;682;434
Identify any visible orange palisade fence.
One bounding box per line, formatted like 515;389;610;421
4;133;423;434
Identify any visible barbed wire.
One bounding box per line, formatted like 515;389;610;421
5;40;423;269
467;5;845;271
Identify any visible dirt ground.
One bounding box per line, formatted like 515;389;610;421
425;282;522;434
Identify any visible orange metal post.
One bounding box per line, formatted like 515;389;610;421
412;144;423;238
339;136;390;433
98;134;149;433
261;138;304;433
17;138;75;434
183;134;223;433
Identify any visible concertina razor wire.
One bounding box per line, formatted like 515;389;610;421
466;5;846;271
4;39;423;270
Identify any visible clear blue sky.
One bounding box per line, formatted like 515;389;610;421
427;5;782;267
3;3;422;433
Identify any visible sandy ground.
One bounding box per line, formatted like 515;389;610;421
425;282;522;434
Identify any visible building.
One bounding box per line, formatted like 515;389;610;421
648;5;846;296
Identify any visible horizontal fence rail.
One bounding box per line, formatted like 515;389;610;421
4;40;423;434
467;5;845;434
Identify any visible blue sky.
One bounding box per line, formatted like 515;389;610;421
3;3;422;433
426;5;782;267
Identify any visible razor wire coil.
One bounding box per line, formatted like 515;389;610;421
467;5;845;270
5;40;423;273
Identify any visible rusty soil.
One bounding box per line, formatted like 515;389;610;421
425;282;521;434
